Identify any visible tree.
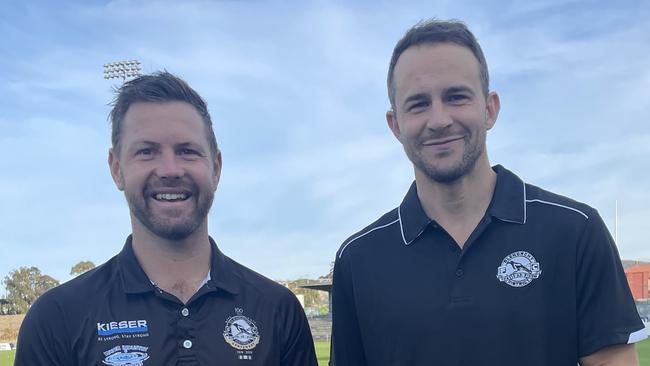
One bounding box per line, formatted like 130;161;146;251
70;260;96;276
3;266;59;314
0;297;10;315
285;279;324;308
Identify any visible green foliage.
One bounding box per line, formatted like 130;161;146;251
70;260;96;276
318;304;330;316
285;279;324;308
2;267;59;314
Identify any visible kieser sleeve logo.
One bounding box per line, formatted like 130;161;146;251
98;320;148;336
223;308;260;351
496;251;542;287
102;345;149;365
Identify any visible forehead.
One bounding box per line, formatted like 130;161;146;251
393;43;482;98
121;101;208;144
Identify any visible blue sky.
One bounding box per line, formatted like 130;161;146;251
1;0;649;291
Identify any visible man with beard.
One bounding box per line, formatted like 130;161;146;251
330;20;646;366
15;72;318;366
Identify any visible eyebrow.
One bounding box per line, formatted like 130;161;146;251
444;86;475;96
176;142;207;152
129;140;160;151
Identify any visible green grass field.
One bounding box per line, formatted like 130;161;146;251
0;338;647;365
315;340;330;366
638;336;650;365
0;350;15;366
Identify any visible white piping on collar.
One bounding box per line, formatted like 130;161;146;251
523;180;527;223
496;180;527;225
338;217;400;259
398;205;409;245
398;205;427;246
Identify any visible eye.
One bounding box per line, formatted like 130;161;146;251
179;148;200;156
446;94;470;104
135;148;154;156
407;101;430;112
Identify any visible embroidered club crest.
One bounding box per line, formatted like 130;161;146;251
223;308;260;350
497;250;542;287
102;345;149;365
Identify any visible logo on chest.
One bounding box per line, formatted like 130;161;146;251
98;320;148;336
97;319;149;342
496;250;542;287
223;307;260;351
102;344;149;365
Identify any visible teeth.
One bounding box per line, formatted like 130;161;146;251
155;193;188;201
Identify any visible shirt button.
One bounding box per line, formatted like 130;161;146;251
181;308;189;317
455;269;464;277
183;340;193;349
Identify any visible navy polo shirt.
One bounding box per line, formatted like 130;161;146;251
16;236;317;366
332;165;646;366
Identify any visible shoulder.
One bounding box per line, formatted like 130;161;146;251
336;208;400;260
29;256;119;315
221;255;299;306
524;182;596;223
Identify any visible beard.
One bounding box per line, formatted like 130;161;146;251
125;178;214;241
404;128;486;184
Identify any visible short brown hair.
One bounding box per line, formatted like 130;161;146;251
387;19;490;109
109;71;218;157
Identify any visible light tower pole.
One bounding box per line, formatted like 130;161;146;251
103;60;141;81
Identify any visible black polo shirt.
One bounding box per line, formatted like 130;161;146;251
16;236;317;366
332;165;646;366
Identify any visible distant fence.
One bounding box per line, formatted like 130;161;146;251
308;316;332;342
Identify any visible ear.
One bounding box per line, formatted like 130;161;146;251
484;91;501;130
211;150;222;191
386;109;402;142
108;148;125;191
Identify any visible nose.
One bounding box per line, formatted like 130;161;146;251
425;101;453;131
155;151;184;180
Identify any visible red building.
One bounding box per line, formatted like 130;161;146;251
624;264;650;301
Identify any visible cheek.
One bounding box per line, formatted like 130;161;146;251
398;117;424;139
120;170;147;191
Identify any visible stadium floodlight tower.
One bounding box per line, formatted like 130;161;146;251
103;60;141;82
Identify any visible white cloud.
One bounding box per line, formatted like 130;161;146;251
1;0;649;288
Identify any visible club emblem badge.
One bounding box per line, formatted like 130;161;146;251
102;345;149;365
223;308;260;350
497;250;542;287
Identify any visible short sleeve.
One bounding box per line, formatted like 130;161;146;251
331;250;368;366
576;211;647;357
278;291;318;366
14;291;71;366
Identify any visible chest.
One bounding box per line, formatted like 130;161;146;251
349;221;580;357
70;292;280;366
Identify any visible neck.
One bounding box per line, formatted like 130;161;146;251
130;220;212;303
414;158;496;247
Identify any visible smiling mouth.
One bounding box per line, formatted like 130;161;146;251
422;135;465;146
153;193;190;202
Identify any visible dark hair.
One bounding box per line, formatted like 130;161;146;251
387;19;490;109
109;71;218;157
